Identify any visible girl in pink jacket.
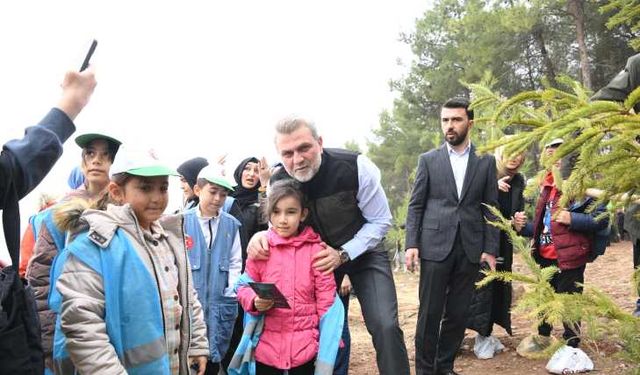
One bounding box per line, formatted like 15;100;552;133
237;179;337;375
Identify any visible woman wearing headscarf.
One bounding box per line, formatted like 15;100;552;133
220;156;269;373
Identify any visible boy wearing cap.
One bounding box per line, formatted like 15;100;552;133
49;148;209;375
183;165;242;375
25;132;121;372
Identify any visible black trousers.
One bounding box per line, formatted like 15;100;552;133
334;246;410;375
415;233;479;375
536;257;585;348
256;359;314;375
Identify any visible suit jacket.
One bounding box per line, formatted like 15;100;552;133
405;143;499;263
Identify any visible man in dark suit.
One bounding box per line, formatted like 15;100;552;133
405;98;500;375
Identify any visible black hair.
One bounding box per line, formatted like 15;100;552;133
443;97;474;120
81;139;120;163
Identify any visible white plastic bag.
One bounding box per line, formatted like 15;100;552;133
545;346;594;374
473;334;505;359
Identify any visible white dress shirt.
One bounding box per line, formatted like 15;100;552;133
446;141;471;198
196;205;242;297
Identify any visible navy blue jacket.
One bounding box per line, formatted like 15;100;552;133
1;108;75;258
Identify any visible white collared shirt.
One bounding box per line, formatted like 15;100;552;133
446;141;471;198
196;205;242;297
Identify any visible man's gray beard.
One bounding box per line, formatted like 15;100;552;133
292;169;315;182
287;154;322;182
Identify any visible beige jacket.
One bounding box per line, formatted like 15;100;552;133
55;204;209;374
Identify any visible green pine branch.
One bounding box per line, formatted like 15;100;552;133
480;205;640;366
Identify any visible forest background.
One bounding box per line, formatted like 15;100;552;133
361;0;640;247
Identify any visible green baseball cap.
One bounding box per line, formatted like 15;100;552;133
75;133;122;149
197;165;235;191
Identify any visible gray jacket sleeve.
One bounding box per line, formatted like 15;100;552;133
405;154;429;249
591;53;640;112
56;254;127;375
188;282;209;357
187;255;209;357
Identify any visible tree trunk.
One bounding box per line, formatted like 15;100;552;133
532;24;557;87
567;0;592;90
524;42;537;90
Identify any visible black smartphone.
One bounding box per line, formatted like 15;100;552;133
80;39;98;72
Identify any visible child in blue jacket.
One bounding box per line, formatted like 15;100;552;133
183;165;243;374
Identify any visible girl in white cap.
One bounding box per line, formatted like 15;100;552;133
48;148;209;375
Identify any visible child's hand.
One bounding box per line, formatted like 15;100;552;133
554;210;572;225
189;355;207;375
512;211;527;232
254;297;274;312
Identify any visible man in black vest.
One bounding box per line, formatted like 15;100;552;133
405;98;499;375
248;117;410;375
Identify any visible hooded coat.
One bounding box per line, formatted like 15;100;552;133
50;202;209;374
236;227;336;370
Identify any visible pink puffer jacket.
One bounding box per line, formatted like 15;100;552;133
237;226;336;370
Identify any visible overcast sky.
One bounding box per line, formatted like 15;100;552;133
0;0;428;263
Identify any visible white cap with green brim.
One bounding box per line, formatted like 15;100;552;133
197;165;235;191
110;147;178;178
544;138;564;148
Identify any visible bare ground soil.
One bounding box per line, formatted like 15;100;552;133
346;240;639;375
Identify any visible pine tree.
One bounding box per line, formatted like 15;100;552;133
481;206;640;369
467;79;640;371
601;0;640;50
469;76;640;210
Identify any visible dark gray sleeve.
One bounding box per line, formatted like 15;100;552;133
591;53;640;110
405;154;428;249
1;108;75;201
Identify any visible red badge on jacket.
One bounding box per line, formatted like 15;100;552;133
185;235;194;250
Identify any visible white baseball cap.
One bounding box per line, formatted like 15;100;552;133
110;147;177;178
197;165;235;191
544;138;564;148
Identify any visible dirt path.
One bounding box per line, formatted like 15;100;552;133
346;241;638;374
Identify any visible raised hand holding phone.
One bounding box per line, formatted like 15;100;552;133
80;39;97;72
57;41;98;120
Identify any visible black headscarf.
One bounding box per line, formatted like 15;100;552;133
177;157;209;190
231;157;260;208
